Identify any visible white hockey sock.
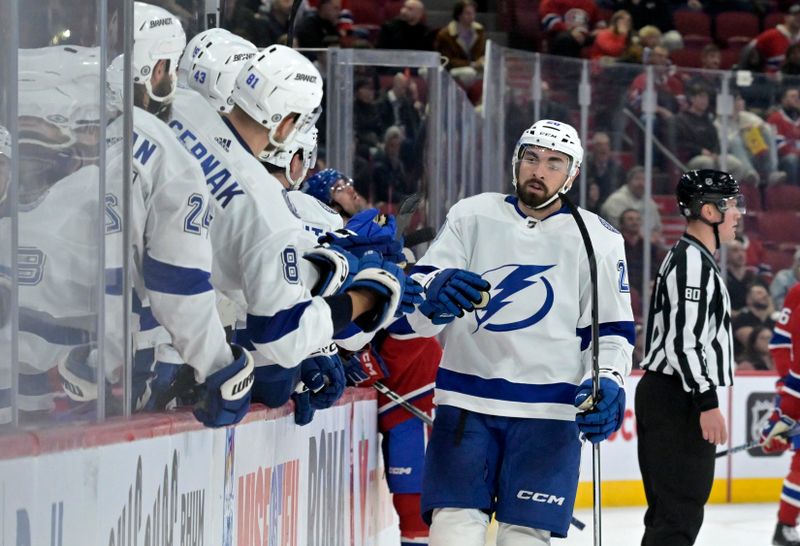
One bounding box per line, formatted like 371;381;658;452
428;508;489;546
496;522;550;546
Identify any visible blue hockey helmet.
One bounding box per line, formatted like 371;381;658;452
301;168;349;204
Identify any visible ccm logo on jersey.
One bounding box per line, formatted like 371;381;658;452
294;73;318;83
149;17;173;28
516;491;565;505
685;287;702;302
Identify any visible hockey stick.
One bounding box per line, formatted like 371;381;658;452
394;193;424;241
716;425;800;458
562;194;602;545
372;379;587;531
286;0;304;47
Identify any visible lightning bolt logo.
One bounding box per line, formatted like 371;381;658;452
474;264;555;333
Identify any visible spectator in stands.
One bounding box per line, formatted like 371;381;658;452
770;248;800;309
377;73;424;142
725;236;763;312
377;0;433;51
434;0;486;88
753;4;800;73
246;0;293;47
619;0;674;33
590;9;632;61
619;208;660;298
372;126;414;205
671;84;753;184
295;0;341;48
737;324;775;370
683;44;721;95
621;25;662;65
782;42;800;75
734;283;776;333
736;219;771;278
585;131;624;202
767;86;800;185
540;0;601;57
354;78;386;153
627;45;684;138
601;166;663;232
716;90;776;187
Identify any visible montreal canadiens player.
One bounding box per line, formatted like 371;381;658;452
398;119;634;545
764;282;800;545
166;40;421;418
73;2;256;427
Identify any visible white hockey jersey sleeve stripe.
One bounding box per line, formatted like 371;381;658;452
245;301;313;344
576;320;636;350
437;367;577;404
143;251;214;296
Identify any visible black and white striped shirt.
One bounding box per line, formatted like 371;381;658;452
642;234;734;410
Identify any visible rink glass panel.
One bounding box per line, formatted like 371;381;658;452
0;0;131;430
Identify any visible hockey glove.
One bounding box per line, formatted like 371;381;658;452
193;344;255;427
251;364;301;408
292;388;316;426
419;268;491;325
343;346;389;387
139;362;199;412
303;245;359;297
319;209;405;263
761;409;796;454
349;251;423;332
574;375;626;444
300;345;346;410
58;344;99;402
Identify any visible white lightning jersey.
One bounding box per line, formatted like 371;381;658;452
106;107;233;381
287;190;344;238
169;88;336;367
400;193;635;420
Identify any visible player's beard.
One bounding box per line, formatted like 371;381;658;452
516;177;558;209
149;76;174;122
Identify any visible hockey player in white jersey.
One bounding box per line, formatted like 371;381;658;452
167;41;421;420
401;120;635;545
59;2;256;428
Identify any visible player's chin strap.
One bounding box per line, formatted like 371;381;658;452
532;164;576;210
696;205;725;252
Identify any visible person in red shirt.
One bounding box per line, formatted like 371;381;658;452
754;5;800;73
590;9;632;61
767;86;800;184
763;282;800;545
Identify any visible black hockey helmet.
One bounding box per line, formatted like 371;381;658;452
676;169;743;219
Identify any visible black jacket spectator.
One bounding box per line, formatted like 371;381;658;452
377;0;433;51
295;0;341;48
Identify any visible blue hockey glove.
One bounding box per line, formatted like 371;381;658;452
419;268;491;325
140;362;199;411
300;346;346;410
574;375;626;443
303;245;359;297
193;344;255;427
343;346;389;387
761;409;797;454
319;209;405;263
292;388;316;426
349;251;423;332
251;364;301;408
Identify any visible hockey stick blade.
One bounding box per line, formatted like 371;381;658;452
394;193;423;241
404;226;436;247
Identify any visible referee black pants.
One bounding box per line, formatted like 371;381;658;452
635;371;717;546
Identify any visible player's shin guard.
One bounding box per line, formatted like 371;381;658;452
394;493;428;545
496;522;550;546
428;508;488;546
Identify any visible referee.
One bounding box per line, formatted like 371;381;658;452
636;170;744;546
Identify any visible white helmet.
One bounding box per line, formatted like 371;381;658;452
177;27;242;87
133;2;186;105
232;45;323;150
188;37;258;113
512;119;583;209
259;126;319;189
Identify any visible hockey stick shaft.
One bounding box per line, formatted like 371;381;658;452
372;380;587;531
715;426;800;458
563;195;602;546
286;0;304;48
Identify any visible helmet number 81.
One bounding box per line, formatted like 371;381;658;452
246;74;259;89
